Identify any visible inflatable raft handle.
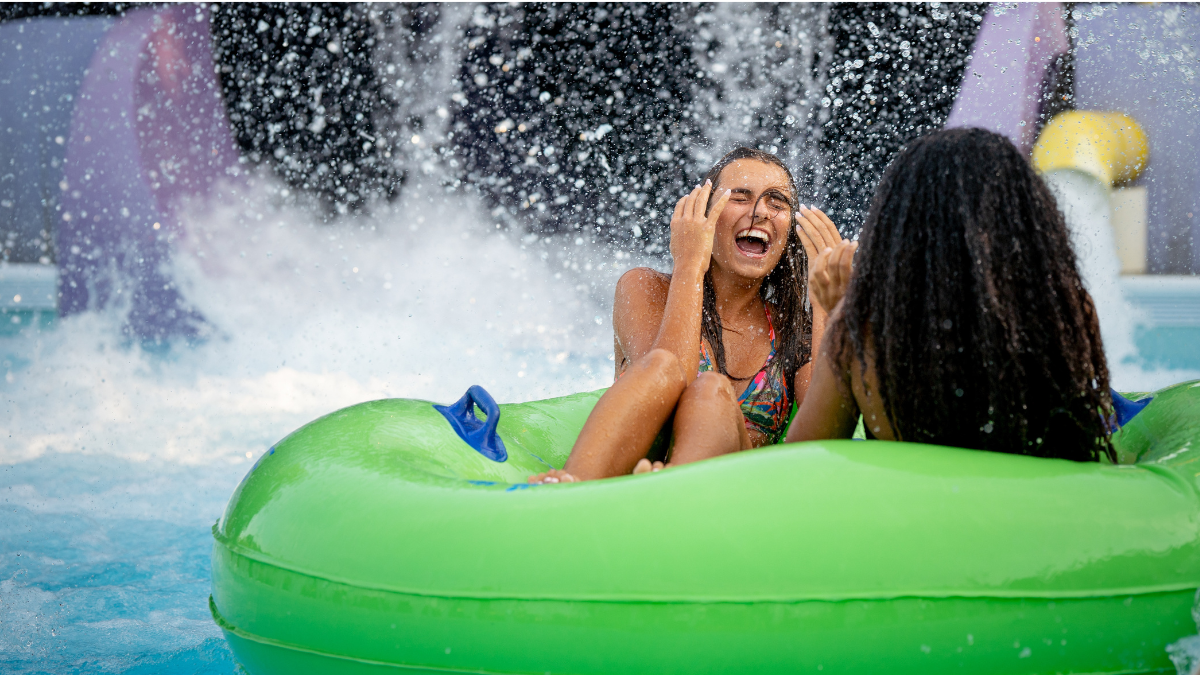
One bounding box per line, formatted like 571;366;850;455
1111;389;1152;428
433;385;508;462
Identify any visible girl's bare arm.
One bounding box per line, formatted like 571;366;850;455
613;182;730;384
786;239;860;442
792;206;843;407
785;317;859;443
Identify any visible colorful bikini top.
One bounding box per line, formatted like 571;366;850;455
698;305;792;444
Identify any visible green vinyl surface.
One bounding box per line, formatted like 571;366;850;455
212;382;1200;674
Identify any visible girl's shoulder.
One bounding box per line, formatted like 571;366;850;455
618;266;671;285
615;267;671;306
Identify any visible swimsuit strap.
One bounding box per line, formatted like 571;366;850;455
694;303;791;444
698;303;773;375
698;340;714;372
763;304;777;356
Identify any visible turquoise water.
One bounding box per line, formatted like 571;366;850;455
2;456;241;673
1136;326;1200;372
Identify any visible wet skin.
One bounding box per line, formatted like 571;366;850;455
529;160;846;483
780;238;898;446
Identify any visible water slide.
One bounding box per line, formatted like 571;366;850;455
1;5;240;340
60;5;242;341
944;3;1070;152
946;2;1200;371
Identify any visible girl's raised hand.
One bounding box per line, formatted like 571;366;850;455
810;239;858;314
669;180;731;275
794;205;844;267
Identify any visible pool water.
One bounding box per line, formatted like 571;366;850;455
1125;275;1200;372
1;180;1198;673
2;456;242;673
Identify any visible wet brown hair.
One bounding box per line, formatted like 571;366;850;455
699;147;812;399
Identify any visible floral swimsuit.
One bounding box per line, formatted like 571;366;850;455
698;305;792;443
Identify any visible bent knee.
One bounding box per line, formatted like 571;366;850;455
685;371;737;402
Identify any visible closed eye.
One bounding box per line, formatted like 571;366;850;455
763;190;792;210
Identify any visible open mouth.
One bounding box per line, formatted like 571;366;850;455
735;228;771;257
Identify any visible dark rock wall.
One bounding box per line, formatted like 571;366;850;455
3;3;992;245
820;3;987;229
451;3;703;251
211;3;400;213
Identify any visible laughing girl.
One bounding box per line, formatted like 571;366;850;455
530;147;844;482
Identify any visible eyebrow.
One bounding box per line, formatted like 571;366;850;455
728;186;793;203
727;185;786;193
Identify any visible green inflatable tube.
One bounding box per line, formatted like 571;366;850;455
211;381;1200;674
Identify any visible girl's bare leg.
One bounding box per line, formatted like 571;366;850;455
531;349;687;482
669;372;751;465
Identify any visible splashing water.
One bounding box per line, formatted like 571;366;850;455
1043;170;1141;362
1166;589;1200;675
1171;635;1200;675
2;6;1199;673
0;175;627;674
689;3;831;192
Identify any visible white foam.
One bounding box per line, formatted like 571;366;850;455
1043;170;1140;360
1169;634;1200;675
1;176;626;468
0;176;636;672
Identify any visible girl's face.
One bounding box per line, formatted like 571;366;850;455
708;159;794;280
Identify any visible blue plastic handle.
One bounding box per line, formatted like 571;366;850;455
433;385;508;462
1111;389;1152;429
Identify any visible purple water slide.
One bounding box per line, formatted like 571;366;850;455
945;3;1069;153
58;4;241;341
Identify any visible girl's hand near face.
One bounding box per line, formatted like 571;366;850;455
670;180;731;276
795;205;850;318
794;205;845;275
810;239;858;314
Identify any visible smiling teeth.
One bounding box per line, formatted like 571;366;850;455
738;230;769;243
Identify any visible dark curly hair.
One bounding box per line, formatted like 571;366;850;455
829;127;1114;462
699;147;813;402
